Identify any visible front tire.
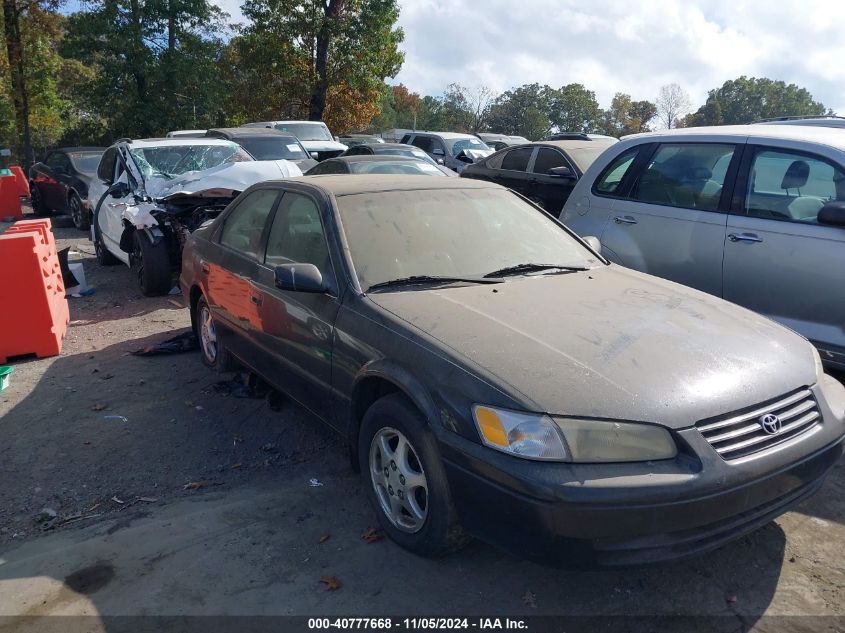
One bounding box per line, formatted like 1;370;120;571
69;192;90;231
29;183;46;215
359;393;467;557
131;231;172;296
195;295;234;372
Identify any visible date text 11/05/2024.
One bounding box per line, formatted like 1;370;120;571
307;618;528;630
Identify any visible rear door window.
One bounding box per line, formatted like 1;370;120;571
219;189;279;260
500;147;533;172
630;143;735;211
409;136;434;153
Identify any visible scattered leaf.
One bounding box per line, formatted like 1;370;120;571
91;403;107;411
362;527;383;544
319;575;342;591
183;481;207;491
522;590;537;608
318;534;330;544
184;400;194;407
230;463;242;469
725;592;737;604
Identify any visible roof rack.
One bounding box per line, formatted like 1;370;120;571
753;115;845;123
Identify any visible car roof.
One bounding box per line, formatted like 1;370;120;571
121;138;238;148
539;138;618;151
623;124;845;152
328;155;420;162
251;120;326;125
408;131;478;139
356;143;420;150
207;127;298;139
283;174;500;197
57;146;105;153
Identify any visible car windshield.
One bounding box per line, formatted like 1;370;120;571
237;137;309;161
273;123;333;141
336;188;599;289
446;137;491;156
566;146;614;172
348;160;444;176
129;143;252;178
377;147;438;165
68;152;103;173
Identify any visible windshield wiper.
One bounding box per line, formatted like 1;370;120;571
367;275;503;292
483;263;590;278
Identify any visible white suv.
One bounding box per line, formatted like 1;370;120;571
241;120;347;160
561;124;845;369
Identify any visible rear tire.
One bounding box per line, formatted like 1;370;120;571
358;393;468;557
131;231;172;296
196;295;235;372
94;230;120;266
29;184;47;215
69;192;90;231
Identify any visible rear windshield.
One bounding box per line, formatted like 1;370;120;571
445;137;491;156
348;160;443;176
273;123;333;142
238;137;309;161
68;152;103;173
377;147;438;165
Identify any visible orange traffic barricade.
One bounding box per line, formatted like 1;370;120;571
0;173;23;221
0;218;69;363
10;166;29;197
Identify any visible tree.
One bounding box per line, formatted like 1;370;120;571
601;93;656;137
547;83;601;134
655;83;691;129
234;0;403;131
684;76;827;126
486;83;552;140
439;83;494;133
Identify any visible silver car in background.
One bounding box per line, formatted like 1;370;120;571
561;124;845;370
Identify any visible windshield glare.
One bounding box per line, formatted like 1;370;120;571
446;137;491;156
378;148;437;165
336;188;599;289
348;160;443;176
239;137;308;161
273;123;333;142
130;143;252;178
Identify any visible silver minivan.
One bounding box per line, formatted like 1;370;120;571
561;125;845;370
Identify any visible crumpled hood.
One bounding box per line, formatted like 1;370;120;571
457;148;494;163
145;160;302;200
369;266;816;428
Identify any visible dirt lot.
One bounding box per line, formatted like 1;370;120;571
1;216;845;631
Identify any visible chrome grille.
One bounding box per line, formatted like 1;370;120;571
696;389;820;460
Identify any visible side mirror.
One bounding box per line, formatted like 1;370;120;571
108;182;131;198
582;235;601;253
274;263;326;293
549;166;575;179
818;201;845;227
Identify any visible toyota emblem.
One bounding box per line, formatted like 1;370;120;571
759;413;782;435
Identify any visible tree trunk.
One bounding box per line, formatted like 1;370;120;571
308;0;344;121
3;0;33;167
128;0;150;134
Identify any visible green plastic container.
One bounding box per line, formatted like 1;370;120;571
0;366;12;391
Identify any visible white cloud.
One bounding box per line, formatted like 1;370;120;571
389;0;845;113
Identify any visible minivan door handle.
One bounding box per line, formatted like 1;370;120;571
613;215;638;225
728;232;763;243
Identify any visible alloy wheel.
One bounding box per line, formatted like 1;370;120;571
369;427;428;533
199;305;218;363
69;195;83;227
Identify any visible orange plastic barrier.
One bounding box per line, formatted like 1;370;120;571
0;174;23;220
10;166;29;197
0;218;69;363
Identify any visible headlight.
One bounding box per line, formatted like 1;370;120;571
473;406;567;460
473;405;677;463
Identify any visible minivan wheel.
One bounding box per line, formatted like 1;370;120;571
131;231;172;296
69;192;90;230
196;295;234;372
359;393;468;557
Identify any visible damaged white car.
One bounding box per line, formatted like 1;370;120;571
88;138;301;295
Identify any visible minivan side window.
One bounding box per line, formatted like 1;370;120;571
630;143;735;211
593;148;639;196
744;148;845;223
219;189;279;260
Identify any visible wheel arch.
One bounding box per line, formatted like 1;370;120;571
348;361;441;472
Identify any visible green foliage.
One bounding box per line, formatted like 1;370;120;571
683;76;827;126
486;83;551;140
600;93;656;136
547;83;602;134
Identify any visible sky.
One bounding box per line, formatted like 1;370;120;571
151;0;845;114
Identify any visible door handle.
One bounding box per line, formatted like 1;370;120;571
613;215;638;225
728;233;763;243
250;295;262;306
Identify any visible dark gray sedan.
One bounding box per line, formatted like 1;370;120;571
180;176;845;566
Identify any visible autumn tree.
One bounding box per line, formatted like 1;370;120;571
601;93;656;136
655;83;691;129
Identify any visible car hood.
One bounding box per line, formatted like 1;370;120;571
299;140;348;152
368;265;816;429
145;160;302;200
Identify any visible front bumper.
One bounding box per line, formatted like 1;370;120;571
438;378;845;567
